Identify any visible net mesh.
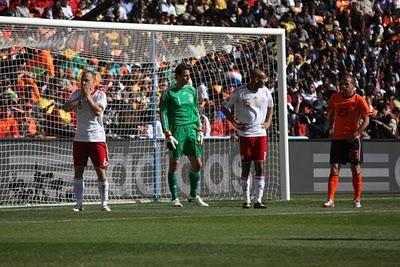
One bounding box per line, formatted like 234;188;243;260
0;21;283;206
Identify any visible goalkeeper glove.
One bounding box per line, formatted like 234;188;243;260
166;135;178;150
197;130;204;145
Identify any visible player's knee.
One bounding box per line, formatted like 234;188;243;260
198;161;203;169
351;165;361;176
191;162;202;172
169;160;179;172
254;161;264;176
351;168;361;176
329;167;339;176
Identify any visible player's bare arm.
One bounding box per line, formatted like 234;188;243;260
82;90;103;116
262;107;273;129
328;111;334;137
63;92;83;112
221;105;248;130
348;114;370;142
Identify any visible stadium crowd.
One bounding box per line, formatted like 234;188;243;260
0;0;399;139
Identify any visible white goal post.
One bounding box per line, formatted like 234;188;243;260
0;17;289;207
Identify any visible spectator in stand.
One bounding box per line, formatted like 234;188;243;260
175;0;187;16
1;0;400;142
200;107;211;137
0;0;10;15
370;101;398;138
106;0;128;22
25;49;55;78
0;108;21;138
60;0;74;19
74;0;91;18
14;0;31;17
208;83;224;117
226;63;242;87
17;71;41;105
28;0;55;16
301;82;318;103
160;0;177;17
19;105;39;137
210;111;236;137
197;83;209;110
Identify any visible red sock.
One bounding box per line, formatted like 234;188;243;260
352;174;362;201
328;175;339;201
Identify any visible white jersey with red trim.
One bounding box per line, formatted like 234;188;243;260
223;85;273;137
69;90;107;142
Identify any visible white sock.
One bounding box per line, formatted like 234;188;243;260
74;178;84;206
254;176;265;203
241;177;250;203
98;180;109;206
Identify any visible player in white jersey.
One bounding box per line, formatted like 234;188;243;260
64;70;111;212
221;69;274;209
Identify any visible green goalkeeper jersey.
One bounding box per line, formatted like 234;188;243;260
159;84;201;133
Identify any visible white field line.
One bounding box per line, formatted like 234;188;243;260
1;209;399;224
1;196;399;209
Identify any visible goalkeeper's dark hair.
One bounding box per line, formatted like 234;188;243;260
175;63;190;76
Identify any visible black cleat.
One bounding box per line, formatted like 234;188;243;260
253;202;267;209
242;202;251;209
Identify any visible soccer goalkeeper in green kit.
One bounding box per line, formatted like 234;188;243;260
159;63;209;207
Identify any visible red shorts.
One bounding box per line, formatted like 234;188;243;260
73;141;109;168
239;136;268;162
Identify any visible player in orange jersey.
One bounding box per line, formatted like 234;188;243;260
322;74;370;208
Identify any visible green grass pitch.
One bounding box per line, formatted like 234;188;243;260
0;194;399;267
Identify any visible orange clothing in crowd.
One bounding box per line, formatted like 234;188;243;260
210;119;236;136
17;77;41;103
24;117;38;136
0;118;21;138
336;0;351;13
26;50;55;77
294;121;308;136
328;92;370;140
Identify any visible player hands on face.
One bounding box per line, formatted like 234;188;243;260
81;73;95;98
65;70;111;212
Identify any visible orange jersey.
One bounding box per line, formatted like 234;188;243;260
328;92;370;140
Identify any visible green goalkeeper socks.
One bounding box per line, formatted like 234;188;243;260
189;171;200;198
168;172;179;200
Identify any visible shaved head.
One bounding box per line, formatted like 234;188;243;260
250;69;266;80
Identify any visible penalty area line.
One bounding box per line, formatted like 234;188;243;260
2;209;399;224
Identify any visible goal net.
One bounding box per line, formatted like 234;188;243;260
0;17;289;207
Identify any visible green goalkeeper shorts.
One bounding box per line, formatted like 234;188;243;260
170;124;202;159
